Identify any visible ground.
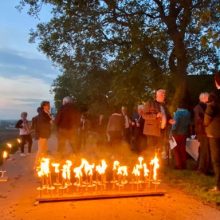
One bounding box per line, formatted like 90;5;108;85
0;135;220;220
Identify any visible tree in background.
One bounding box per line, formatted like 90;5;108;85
18;0;220;114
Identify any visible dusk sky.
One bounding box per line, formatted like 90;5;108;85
0;1;59;120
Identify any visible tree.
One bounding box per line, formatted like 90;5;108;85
18;0;220;112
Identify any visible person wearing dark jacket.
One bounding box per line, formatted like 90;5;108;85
131;105;145;153
35;101;51;165
55;96;80;157
194;92;212;175
204;70;220;192
106;107;125;156
31;107;41;140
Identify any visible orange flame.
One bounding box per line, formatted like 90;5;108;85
51;163;60;173
81;159;94;176
6;143;12;149
73;166;83;179
117;166;128;176
113;161;120;171
137;156;144;169
143;163;149;177
96;160;107;175
132;165;140;177
37;158;50;177
62;160;72;180
2;151;8;159
150;154;160;180
17;138;21;144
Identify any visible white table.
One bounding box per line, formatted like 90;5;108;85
186;138;200;161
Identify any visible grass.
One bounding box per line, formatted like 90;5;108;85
161;159;220;208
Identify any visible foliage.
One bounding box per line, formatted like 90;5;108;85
18;0;220;114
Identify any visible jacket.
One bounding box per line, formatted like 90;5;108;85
55;103;80;130
142;100;171;137
36;111;51;139
172;108;191;135
204;90;220;138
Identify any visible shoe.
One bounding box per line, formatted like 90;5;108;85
20;153;26;157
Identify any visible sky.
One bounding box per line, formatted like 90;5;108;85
0;1;59;120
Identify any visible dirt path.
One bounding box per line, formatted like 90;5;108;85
0;136;220;220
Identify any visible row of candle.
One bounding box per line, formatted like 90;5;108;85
0;139;21;179
36;155;160;194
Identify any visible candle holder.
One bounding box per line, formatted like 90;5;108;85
0;151;8;182
152;179;161;191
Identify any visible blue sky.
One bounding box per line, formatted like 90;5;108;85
0;1;59;120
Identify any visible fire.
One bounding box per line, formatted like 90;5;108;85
117;166;128;176
81;159;94;176
6;143;12;149
37;158;50;177
2;151;8;159
17;138;21;144
138;156;144;169
35;155;161;193
96;160;107;175
132;165;140;177
143;163;149;177
62;160;72;180
150;154;160;181
73;166;83;179
113;161;120;171
51;163;60;173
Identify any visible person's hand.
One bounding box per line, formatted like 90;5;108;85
156;112;162;118
169;119;175;125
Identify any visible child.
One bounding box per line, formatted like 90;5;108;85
15;112;32;156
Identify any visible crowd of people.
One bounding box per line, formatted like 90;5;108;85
15;70;220;192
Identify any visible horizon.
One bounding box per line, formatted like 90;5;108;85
0;1;59;120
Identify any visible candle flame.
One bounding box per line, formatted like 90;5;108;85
143;163;149;177
138;156;144;169
73;166;83;179
117;166;128;176
17;138;21;144
132;165;140;177
150;154;160;180
3;151;8;159
62;160;72;180
6;143;12;149
113;161;120;171
96;160;107;175
51;163;60;173
37;158;50;177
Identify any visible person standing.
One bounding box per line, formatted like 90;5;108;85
204;70;220;192
106;107;125;153
171;103;191;169
194;92;212;175
121;106;131;144
142;89;174;156
55;96;80;157
35;101;52;165
79;113;89;149
31;107;41;140
131;105;145;153
15;112;32;156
